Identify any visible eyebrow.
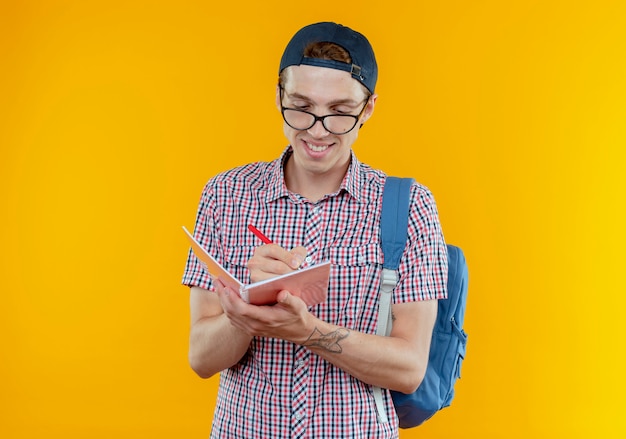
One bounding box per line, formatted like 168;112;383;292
286;92;362;107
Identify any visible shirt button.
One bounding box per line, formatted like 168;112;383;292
305;256;313;264
295;413;303;420
295;360;305;368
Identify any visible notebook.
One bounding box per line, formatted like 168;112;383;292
183;226;330;306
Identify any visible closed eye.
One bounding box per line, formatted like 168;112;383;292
332;106;359;115
285;97;312;109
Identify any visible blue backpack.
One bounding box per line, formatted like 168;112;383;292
373;177;469;428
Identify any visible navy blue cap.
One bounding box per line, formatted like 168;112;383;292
279;22;378;94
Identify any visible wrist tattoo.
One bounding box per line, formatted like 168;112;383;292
303;327;350;353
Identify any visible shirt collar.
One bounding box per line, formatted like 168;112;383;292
265;146;365;203
339;150;363;202
265;147;292;202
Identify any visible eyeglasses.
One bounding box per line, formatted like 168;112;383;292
280;89;370;135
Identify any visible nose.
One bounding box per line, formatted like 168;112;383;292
306;119;330;138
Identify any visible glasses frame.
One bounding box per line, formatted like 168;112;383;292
279;86;370;135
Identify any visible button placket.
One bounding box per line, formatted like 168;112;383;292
291;346;309;437
303;203;324;266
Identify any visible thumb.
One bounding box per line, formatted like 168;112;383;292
276;289;292;305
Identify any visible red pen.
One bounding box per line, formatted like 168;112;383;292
248;224;273;244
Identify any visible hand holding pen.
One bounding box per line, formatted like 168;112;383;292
247;224;306;274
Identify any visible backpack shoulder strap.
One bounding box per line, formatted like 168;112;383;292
376;176;414;337
373;176;414;424
381;177;414;270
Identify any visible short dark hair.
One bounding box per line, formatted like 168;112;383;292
304;41;352;63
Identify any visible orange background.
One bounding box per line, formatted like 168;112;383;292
1;1;625;438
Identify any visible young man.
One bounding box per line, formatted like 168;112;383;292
182;22;448;438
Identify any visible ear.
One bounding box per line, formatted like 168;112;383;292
275;85;282;111
360;93;378;125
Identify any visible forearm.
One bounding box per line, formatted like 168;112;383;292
189;314;253;379
300;319;426;393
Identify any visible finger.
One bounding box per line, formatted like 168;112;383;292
214;279;244;311
289;246;307;269
214;284;230;311
249;244;303;275
211;278;224;295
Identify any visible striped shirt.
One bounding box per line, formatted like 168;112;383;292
182;147;448;438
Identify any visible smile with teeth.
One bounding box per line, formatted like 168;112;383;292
305;141;331;152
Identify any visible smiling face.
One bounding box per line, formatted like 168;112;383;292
277;64;377;199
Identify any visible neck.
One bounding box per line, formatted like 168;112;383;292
283;154;349;202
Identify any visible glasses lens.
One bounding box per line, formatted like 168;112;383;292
283;109;315;131
324;116;358;135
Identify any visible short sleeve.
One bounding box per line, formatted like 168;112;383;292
393;184;448;303
181;180;221;291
